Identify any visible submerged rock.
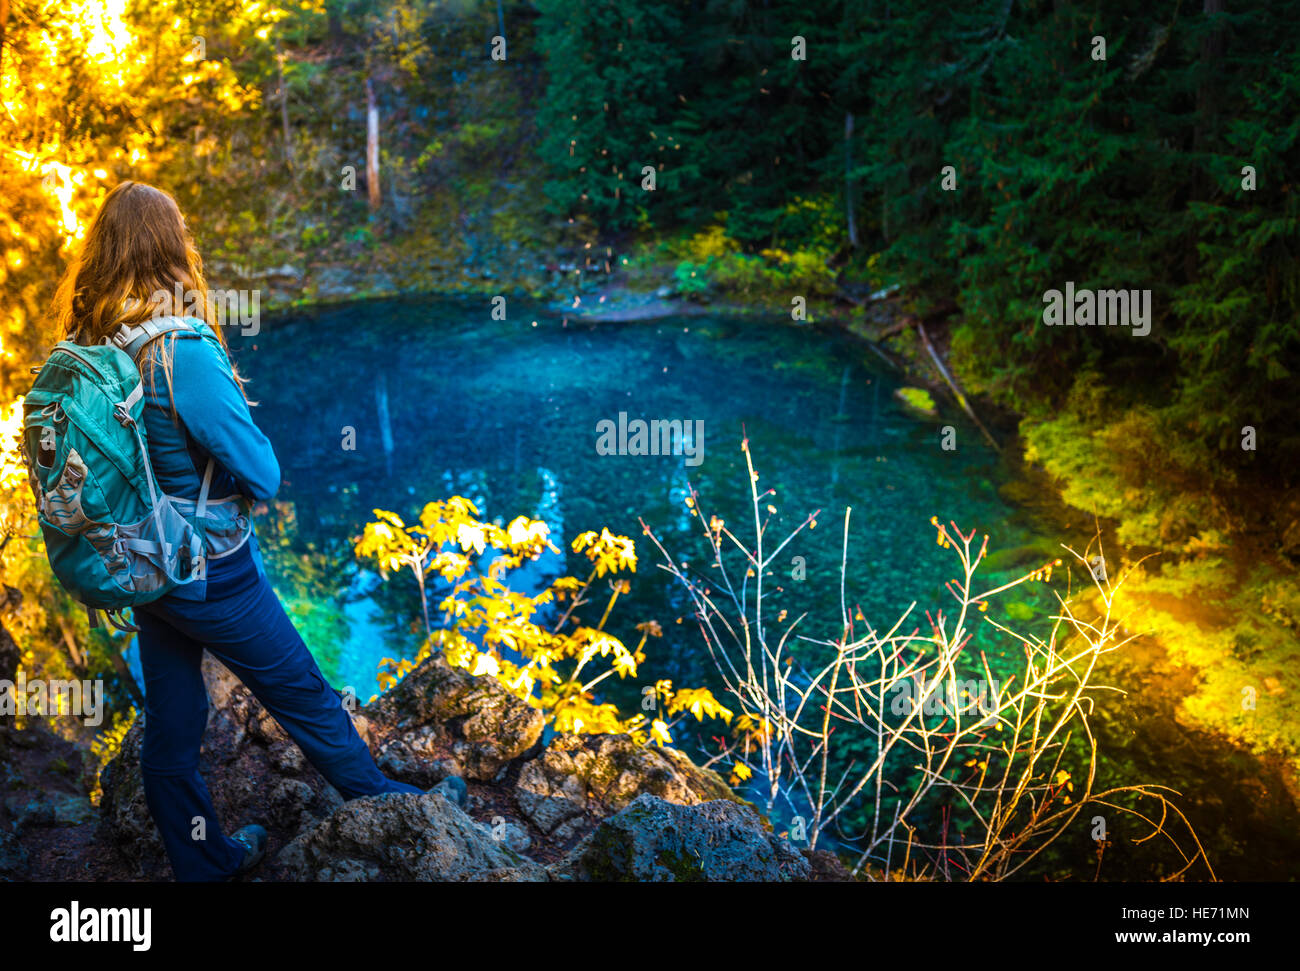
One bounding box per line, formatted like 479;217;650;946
553;794;812;882
894;386;938;416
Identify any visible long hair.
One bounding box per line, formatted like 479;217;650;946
49;180;250;418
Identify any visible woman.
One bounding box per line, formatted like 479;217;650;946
51;181;453;881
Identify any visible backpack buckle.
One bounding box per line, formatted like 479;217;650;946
113;402;132;425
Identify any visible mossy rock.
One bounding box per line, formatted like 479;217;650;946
981;540;1063;574
554;794;812;882
510;733;745;839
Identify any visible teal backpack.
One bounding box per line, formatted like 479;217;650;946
22;316;238;631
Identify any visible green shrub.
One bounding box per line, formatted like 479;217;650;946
300;224;330;249
673;260;710;299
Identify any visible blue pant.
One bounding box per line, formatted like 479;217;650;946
134;542;421;881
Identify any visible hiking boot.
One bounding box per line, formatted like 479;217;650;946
428;775;468;809
229;824;268;877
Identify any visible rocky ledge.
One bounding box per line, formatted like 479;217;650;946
90;653;847;882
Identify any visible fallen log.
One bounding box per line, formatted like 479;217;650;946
916;321;1002;454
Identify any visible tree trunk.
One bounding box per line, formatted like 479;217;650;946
56;618;84;672
1195;0;1225;154
326;0;343;44
366;76;381;213
845;111;859;248
1190;0;1225;279
0;0;9;80
277;46;293;170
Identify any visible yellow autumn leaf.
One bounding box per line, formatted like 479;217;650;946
470;653;500;677
649;719;673;746
457;522;487;555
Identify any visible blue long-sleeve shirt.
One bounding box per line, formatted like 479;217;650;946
137;317;280;600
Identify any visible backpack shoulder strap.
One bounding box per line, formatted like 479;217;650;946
110;315;201;362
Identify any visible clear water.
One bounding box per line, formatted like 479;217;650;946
231;296;1043;696
220;295;1296;880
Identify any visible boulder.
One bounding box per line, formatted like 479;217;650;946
88;645;824;883
802;847;853;881
554;794;812;882
0;796;26;881
96;709;162;874
482;815;532;854
4;791;95;829
275;791;547;882
510;733;739;842
362;655;544;783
